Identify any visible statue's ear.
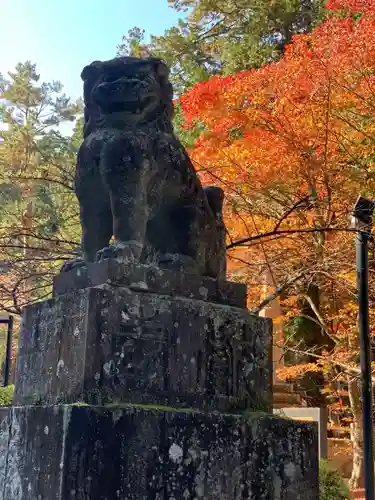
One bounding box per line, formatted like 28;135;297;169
152;59;169;81
81;61;102;81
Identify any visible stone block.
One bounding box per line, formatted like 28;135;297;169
14;287;272;412
52;259;247;308
0;404;319;500
274;407;328;458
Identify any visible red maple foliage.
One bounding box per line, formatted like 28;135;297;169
179;0;375;487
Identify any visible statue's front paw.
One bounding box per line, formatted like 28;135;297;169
60;257;86;273
95;246;117;261
96;240;143;264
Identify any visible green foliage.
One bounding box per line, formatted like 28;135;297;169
117;27;150;57
118;0;327;95
117;0;327;145
284;315;319;345
283;285;335;406
172;101;205;148
0;62;82;313
319;459;350;500
0;385;14;406
71;117;84;151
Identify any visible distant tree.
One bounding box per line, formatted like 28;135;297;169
117;0;326;146
0;62;82;313
118;0;326;96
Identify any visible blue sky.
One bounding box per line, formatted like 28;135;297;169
1;0;182;102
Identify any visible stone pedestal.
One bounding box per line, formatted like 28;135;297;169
0;262;319;499
0;405;318;500
15;263;271;412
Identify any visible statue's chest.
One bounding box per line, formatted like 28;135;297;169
85;129;150;152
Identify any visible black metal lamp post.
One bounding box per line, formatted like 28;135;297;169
351;195;375;500
0;315;13;387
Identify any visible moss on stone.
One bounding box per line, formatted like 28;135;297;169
103;402;196;413
241;409;285;425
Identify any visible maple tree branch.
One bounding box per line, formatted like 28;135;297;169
251;268;308;313
279;343;375;383
0;244;77;254
273;195;313;231
226;227;363;250
195;158;292;209
6;174;73;192
302;293;332;336
248;211;278;288
1;230;78;247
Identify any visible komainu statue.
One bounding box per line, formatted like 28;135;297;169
63;56;226;279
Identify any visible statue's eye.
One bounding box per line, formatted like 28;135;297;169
105;72;123;83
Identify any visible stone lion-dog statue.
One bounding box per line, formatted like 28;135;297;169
62;56;226;280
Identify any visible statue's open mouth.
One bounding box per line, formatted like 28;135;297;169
94;96;156;114
92;77;158;114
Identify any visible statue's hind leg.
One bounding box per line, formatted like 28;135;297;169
204;186;227;280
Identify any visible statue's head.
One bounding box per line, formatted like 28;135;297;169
81;57;174;135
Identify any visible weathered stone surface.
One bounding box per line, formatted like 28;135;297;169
0;406;66;499
3;54;319;500
14;287;272;412
53;259;247;308
14;290;89;407
0;404;319;500
62;56;226;280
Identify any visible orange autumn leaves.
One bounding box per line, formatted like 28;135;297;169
179;0;375;264
181;0;375;203
178;0;375;379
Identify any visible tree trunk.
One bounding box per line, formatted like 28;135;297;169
21;200;34;304
348;376;363;489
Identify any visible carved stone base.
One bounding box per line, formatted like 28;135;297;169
52;259;247;308
0;405;319;500
14;284;272;412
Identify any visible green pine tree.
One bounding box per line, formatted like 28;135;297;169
0;62;82;313
117;0;326;145
118;0;326;96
